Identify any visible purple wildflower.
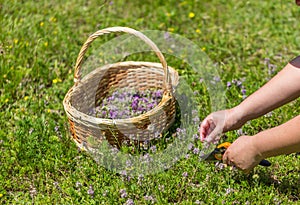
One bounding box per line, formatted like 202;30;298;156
213;76;220;82
193;147;200;154
236;80;242;87
150;145;157;153
144;195;156;203
54;126;59;132
182;172;188;177
87;185;94;197
158;184;165;191
120;170;127;177
142;153;152;163
29;185;37;198
264;58;270;65
268;63;277;75
154;131;160;139
29;128;34;134
195;200;201;204
237;128;244;136
225;188;235;195
188;143;194;151
164;32;171;40
176;127;182;133
103;190;108;196
125;199;134;205
193;116;200;124
215;161;225;170
264;111;273;117
241;88;246;95
176;128;186;138
138;174;144;182
226;81;231;87
75;181;82;188
192;109;198;115
126;160;132;167
120;189;127;198
193;133;199;140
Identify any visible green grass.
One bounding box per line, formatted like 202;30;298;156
1;0;300;204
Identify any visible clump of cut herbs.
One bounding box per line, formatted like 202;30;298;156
89;88;163;119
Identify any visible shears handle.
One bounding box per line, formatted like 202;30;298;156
259;159;271;166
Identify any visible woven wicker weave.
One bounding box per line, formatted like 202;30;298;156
63;27;179;150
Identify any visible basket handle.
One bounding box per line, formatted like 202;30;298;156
74;27;171;91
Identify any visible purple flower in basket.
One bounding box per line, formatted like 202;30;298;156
109;110;118;119
137;106;144;112
91;88;163;119
156;90;163;98
147;102;155;109
142;97;149;103
107;95;115;102
131;97;139;110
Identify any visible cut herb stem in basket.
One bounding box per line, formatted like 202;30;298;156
88;88;163;119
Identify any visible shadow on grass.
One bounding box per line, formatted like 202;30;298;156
257;169;299;201
232;163;300;202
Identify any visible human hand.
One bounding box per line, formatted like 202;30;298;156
199;110;227;143
222;135;263;173
199;108;245;143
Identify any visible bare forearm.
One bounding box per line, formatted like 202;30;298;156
253;115;300;158
235;63;300;123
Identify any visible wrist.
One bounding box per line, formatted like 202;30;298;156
224;106;247;132
251;133;267;160
242;135;265;164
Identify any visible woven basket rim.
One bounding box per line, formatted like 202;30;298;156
63;61;178;125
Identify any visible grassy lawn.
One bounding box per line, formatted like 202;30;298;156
1;0;300;204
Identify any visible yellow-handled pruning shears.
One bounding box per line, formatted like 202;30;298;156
201;142;271;167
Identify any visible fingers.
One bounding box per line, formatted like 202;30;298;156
199;117;209;141
222;146;255;174
200;116;218;139
200;110;228;142
200;117;215;141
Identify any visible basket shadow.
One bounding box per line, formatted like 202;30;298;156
117;99;182;155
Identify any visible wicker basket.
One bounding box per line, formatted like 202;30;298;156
63;27;179;150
